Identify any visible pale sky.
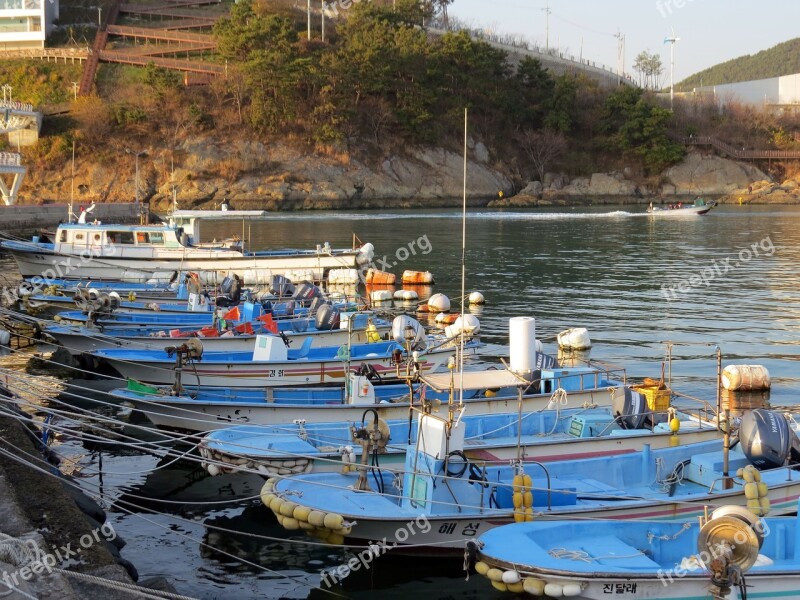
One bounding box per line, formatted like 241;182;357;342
448;0;800;86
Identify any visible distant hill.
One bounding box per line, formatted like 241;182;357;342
679;38;800;89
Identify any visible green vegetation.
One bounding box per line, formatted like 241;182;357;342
679;38;800;89
19;0;800;195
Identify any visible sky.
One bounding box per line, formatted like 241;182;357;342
447;0;800;86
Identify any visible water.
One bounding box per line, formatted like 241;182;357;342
3;204;800;599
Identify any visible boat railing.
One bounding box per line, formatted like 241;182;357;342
522;460;552;511
670;390;719;422
547;363;627;392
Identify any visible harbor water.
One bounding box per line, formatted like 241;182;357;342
1;203;799;599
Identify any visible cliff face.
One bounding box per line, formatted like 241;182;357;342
21;140;797;209
24;137;511;210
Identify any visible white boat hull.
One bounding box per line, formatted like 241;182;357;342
8;246;363;284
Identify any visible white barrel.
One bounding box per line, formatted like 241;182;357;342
0;329;9;346
427;293;450;312
468;291;485;305
557;327;592;350
328;268;359;284
356;243;374;265
393;289;418;301
722;365;771;391
243;268;273;285
509;316;537;374
370;290;393;302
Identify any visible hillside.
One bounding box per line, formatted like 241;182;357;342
679;38;800;89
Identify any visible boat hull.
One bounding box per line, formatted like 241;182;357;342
46;324;386;355
117;384;623;430
4;243;364;284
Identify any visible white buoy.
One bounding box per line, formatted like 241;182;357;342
509;316;537;374
557;327;592;350
444;314;481;339
370;290;393;302
427;293;450;312
393;289;418;301
468;291;485;305
722;365;771;391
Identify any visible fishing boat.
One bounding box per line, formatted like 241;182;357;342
0;222;374;284
110;355;628;430
646;197;717;216
43;314;390;355
467;502;799;599
198;403;719;478
263;408;800;554
90;312;477;388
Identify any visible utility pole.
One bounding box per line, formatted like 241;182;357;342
614;30;625;85
321;0;325;43
541;2;551;51
307;0;311;41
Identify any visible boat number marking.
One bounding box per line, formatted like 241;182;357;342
266;369;285;377
438;522;480;536
603;583;637;594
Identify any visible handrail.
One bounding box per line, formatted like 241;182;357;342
679;135;800;159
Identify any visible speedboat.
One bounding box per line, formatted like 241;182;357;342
647;197;717;216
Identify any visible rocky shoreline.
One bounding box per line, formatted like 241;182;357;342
21;138;800;210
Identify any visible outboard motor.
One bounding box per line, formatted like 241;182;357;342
308;296;329;316
270;275;295;298
293;281;322;305
740;408;800;470
315;304;340;330
613;387;647;430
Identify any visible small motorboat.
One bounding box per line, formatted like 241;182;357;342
467;501;800;599
647;197;717;216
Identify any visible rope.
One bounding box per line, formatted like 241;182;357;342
548;547;646;562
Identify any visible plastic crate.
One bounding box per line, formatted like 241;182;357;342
633;384;671;411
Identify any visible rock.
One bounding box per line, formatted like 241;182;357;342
665;153;767;195
660;183;677;196
474;142;490;163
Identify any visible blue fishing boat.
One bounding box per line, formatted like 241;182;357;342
44;313;390;355
467;502;799;599
111;358;629;431
199;404;719;477
263;408;800;553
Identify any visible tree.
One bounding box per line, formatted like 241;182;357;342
518;128;568;183
632;50;663;90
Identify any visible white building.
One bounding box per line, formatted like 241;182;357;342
0;0;59;49
694;73;800;108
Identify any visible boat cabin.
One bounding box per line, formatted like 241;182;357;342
54;223;186;256
168;210;266;246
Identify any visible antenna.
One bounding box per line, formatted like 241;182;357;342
664;26;680;110
614;30;625;86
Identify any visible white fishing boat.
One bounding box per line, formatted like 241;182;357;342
0;221;374;284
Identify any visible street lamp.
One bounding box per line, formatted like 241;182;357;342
125;148;148;216
71;81;78;100
1;84;11;102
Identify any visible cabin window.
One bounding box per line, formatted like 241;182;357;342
75;233;84;242
109;231;134;244
148;232;164;244
59;231;67;242
93;234;101;242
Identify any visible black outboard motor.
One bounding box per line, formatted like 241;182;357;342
740;408;800;470
270;275;295;298
315;303;340;330
293;281;322;305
